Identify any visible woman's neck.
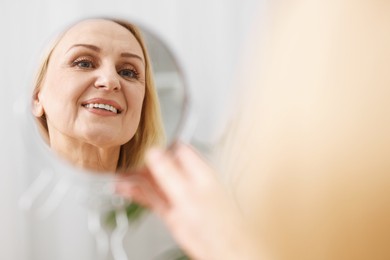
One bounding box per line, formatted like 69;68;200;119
49;136;120;173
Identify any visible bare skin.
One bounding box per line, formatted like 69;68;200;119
116;143;264;260
33;19;146;172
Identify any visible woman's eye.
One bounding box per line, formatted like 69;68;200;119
72;59;94;69
78;61;92;68
119;69;139;79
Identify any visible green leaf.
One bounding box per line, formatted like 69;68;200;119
105;202;148;227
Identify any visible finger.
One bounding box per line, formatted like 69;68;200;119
145;147;187;202
116;181;150;207
173;143;217;184
117;168;167;203
116;174;169;215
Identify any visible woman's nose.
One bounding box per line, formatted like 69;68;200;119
94;67;121;91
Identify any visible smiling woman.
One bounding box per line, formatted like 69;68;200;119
31;18;165;173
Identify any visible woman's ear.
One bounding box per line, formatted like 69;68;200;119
32;93;45;117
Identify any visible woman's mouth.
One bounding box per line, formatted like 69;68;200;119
82;103;120;114
81;98;123;115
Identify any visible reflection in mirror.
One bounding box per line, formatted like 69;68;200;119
30;17;186;174
19;16;188;260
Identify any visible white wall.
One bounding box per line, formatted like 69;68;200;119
0;0;261;259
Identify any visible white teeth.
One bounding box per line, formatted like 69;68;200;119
84;103;118;114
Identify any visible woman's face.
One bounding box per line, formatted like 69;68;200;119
36;19;146;149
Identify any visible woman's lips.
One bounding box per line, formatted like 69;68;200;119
81;98;123;115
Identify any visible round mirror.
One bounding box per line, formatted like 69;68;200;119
27;17;187;176
17;16;189;260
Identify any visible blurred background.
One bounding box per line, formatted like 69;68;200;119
0;0;262;259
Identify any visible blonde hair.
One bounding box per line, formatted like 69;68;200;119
32;18;165;172
220;1;390;259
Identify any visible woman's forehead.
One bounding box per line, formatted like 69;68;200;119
54;19;144;56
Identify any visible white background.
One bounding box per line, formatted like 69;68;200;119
0;0;262;259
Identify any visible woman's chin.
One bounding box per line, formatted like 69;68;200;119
82;131;134;149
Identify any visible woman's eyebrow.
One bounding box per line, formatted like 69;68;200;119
66;44;144;64
66;44;100;53
121;52;144;65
